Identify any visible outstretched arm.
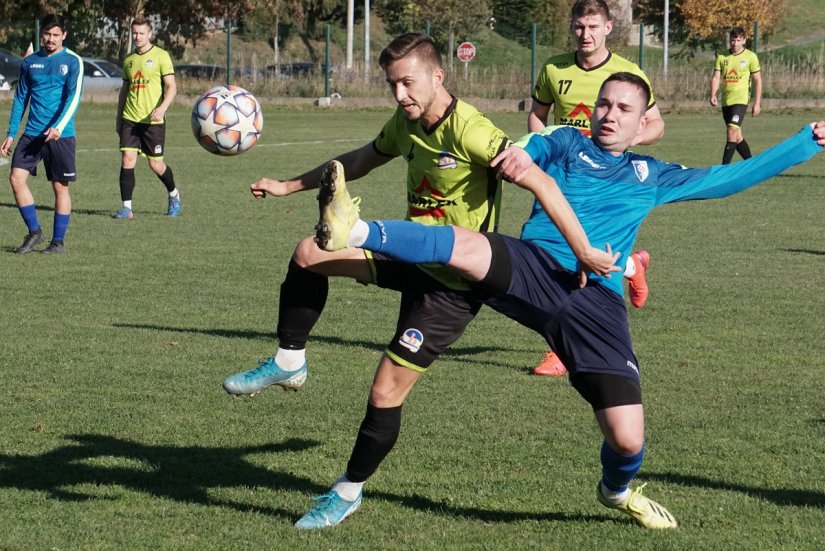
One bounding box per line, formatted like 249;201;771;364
250;142;393;198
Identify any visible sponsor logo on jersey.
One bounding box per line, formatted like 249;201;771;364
399;328;424;353
632;160;649;182
131;70;149;90
578;151;604;169
31;63;45;69
437;151;457;169
409;176;456;218
560;102;593;135
60;64;68;75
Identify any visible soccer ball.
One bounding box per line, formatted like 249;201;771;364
191;85;263;155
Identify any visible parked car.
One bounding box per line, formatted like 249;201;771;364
176;63;264;82
0;73;10;91
0;47;24;88
82;57;123;93
265;62;319;80
175;64;225;80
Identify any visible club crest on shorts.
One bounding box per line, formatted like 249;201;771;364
632;160;649;182
154;144;162;154
399;328;424;353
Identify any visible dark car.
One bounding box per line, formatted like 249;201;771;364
175;64;225;80
265;62;319;79
0;47;24;88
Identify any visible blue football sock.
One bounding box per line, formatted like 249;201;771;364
19;204;40;233
53;213;71;242
600;440;644;492
362;220;454;264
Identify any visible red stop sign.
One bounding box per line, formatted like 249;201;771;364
457;42;476;62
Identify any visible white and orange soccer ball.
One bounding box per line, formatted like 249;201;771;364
191;85;263;155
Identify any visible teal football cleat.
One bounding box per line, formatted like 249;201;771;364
294;490;362;529
222;357;307;396
113;207;134;220
167;195;181;217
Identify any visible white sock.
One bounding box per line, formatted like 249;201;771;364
347;219;369;248
623;256;635;278
123;200;133;209
332;474;365;501
274;348;306;371
600;481;630;505
169;188;180;198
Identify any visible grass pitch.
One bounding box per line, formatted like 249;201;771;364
0;102;824;550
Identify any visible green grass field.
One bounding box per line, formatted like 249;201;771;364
0;103;824;550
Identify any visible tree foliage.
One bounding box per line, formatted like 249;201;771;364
376;0;492;53
636;0;786;54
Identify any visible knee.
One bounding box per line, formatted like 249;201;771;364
292;236;322;268
148;159;166;174
608;430;644;456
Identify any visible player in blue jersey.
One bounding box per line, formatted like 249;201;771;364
313;72;825;528
1;14;83;254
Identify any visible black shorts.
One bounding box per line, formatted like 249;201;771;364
370;252;482;372
119;119;166;158
722;104;748;127
11;134;77;182
480;233;640;386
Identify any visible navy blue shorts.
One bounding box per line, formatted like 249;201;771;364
11;135;77;182
480;234;640;384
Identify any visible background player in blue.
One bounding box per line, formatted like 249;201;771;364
315;72;825;528
0;14;83;254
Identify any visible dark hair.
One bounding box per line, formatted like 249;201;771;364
571;0;610;21
729;26;746;39
40;14;66;34
600;72;651;107
131;17;153;30
379;33;442;70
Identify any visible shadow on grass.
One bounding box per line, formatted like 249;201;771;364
0;201;112;217
0;433;613;524
641;471;825;508
784;248;825;256
111;322;539;362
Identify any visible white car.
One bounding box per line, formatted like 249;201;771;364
82;57;123;93
0;73;10;91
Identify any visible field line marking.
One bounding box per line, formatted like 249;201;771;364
76;137;370;154
0;158;8;167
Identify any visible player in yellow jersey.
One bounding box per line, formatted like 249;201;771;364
710;27;762;164
221;33;525;528
528;0;660;376
114;17;180;219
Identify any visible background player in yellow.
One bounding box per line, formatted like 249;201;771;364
527;0;660;376
710;26;762;164
114;17;180;219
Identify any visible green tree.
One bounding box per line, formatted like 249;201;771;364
376;0;491;69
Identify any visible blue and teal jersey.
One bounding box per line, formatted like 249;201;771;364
6;48;83;139
519;125;822;297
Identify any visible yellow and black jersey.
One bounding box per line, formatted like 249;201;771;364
714;49;760;106
121;45;175;124
373;96;509;289
533;51;655;136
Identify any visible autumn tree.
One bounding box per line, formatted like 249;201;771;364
636;0;785;54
